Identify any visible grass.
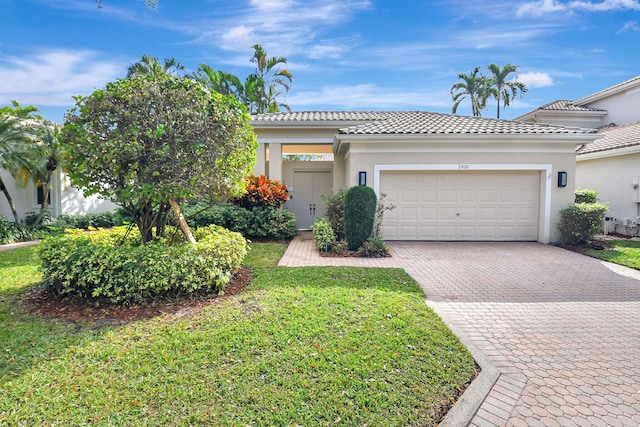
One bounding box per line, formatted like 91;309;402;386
587;239;640;269
0;243;475;426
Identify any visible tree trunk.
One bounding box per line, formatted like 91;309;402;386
169;199;196;244
137;202;155;244
0;176;20;223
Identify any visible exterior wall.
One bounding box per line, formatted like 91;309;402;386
524;114;604;129
0;169;36;221
576;152;640;221
584;88;640;126
341;141;579;243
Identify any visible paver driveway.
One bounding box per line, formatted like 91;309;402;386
280;237;640;426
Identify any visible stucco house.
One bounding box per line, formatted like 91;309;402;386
251;111;598;243
517;75;640;233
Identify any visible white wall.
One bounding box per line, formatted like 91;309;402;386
576;152;640;221
584;87;640;127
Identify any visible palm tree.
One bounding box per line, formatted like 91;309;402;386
127;55;184;79
0;101;41;223
12;123;63;225
486;64;528;119
451;67;489;117
249;44;293;113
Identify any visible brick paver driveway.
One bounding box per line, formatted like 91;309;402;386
389;242;640;427
280;237;640;426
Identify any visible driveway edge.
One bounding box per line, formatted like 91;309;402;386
426;300;500;427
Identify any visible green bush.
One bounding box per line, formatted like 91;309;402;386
312;217;336;252
184;203;296;240
558;202;608;246
575;189;598;204
38;225;247;304
0;216;23;244
56;209;131;229
322;190;347;240
345;186;377;251
357;237;390;257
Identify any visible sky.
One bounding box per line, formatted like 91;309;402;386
1;0;639;123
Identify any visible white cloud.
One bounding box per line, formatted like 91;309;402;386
517;72;554;88
0;49;125;107
517;0;640;16
618;20;640;32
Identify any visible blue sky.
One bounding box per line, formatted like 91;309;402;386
1;0;639;123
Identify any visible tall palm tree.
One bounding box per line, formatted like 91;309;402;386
249;44;293;113
0;101;41;223
486;63;528;119
450;67;489;117
11;122;63;225
127;55;184;79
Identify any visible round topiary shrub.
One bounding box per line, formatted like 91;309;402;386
38;225;247;304
344;186;377;251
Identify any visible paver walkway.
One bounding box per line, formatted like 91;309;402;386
280;234;640;426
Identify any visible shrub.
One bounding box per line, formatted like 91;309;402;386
312;217;335;252
372;193;395;239
55;209;132;230
184;203;296;240
322;189;347;241
575;189;598;204
558;202;608;246
0;216;23;244
357;237;390;258
231;175;289;209
345;186;377;251
38;225;247;304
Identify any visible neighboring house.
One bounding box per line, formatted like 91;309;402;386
251;111;598;243
0;168;117;222
517;75;640;233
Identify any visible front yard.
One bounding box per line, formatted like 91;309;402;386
0;243;475;426
586;238;640;270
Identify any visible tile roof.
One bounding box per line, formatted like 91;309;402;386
513;100;605;121
253;111;594;135
337;111;593;135
252;111;386;122
577;121;640;155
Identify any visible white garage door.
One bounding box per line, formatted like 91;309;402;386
380;170;540;241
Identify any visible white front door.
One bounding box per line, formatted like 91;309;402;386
289;171;332;229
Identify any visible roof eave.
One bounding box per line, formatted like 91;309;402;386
574;78;640;105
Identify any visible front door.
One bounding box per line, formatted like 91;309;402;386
289;171;332;229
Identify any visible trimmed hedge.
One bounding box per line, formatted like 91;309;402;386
558;202;608;246
185;204;297;240
38;225;247;304
345;186;377;251
575;189;598;204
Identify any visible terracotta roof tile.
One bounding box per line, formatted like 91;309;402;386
578;121;640;155
251;111;386;122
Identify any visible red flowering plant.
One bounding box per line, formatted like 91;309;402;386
231;175;289;208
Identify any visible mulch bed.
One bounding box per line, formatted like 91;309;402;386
18;268;254;323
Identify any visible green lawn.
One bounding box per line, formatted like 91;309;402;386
0;243;475;426
587;239;640;269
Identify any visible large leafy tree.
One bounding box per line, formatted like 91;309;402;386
450;67;489;117
196;44;293;114
63;74;258;244
486;63;527;119
0;101;42;223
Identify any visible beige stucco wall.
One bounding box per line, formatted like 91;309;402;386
338;139;581;243
585;88;640;127
576;151;640;221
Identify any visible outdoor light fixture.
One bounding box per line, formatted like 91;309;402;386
558;171;567;187
358;171;367;186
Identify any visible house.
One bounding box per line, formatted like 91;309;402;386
0;168;117;222
251;111;598;243
517;75;640;233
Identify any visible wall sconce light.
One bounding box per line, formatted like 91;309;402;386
557;171;567;187
358;171;367;186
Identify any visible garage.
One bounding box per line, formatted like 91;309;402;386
380;170;541;241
